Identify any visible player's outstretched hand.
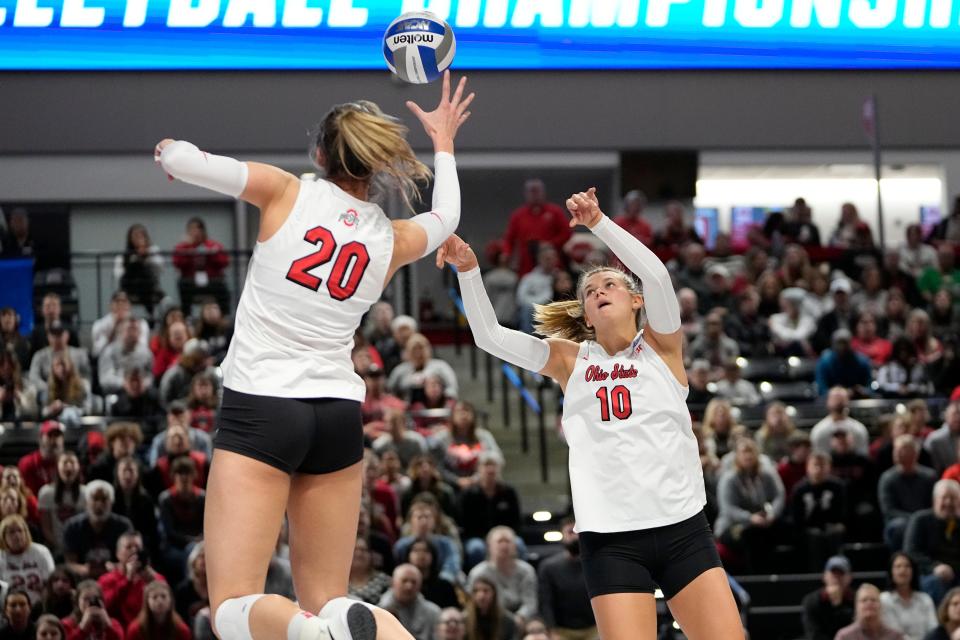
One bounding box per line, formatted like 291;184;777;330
436;233;478;271
154;138;176;181
406;71;474;151
566;187;604;229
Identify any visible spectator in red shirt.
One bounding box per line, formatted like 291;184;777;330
612;190;653;246
360;366;407;440
150;424;208;492
501;179;571;276
171;217;230;314
62;580;125;640
150;321;189;382
778;431;813;499
98;531;166;629
851;312;892;367
125;580;190;640
363;450;399;542
654;200;701;253
17;421;64;495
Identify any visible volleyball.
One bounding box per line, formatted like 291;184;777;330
382;11;456;85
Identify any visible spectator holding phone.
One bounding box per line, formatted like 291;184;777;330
98;531;166;629
61;580;125;640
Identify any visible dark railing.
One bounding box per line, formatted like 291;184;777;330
58;249;416;331
447;284;559;484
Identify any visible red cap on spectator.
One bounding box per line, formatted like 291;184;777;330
951;386;960;402
40;421;64;437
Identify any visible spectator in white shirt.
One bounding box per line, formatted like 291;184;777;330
515;245;559;334
811;386;870;456
714;360;761;406
98;317;154;394
770;287;817;357
880;552;938;640
899;224;939;278
90;291;149;359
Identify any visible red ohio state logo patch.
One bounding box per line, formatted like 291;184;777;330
339;209;360;228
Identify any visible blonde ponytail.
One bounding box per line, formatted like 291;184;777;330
533;299;595;342
315;101;431;210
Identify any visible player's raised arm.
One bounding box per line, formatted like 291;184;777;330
154;138;298;212
567;188;682;353
438;234;577;384
389;72;475;273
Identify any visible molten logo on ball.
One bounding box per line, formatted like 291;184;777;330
382;10;456;85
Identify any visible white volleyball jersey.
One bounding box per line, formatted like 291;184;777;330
221;178;393;401
561;332;705;533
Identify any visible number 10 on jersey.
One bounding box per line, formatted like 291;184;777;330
596;385;632;421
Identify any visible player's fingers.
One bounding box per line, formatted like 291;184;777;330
441;70;451;103
456;93;475;117
406;101;429;120
451;76;467;105
457;111;471;127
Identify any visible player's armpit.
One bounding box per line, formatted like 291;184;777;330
543;338;580;392
241;162;299;211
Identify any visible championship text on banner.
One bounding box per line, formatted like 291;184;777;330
0;0;957;69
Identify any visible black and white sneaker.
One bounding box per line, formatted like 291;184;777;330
318;598;378;640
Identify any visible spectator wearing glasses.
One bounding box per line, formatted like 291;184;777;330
435;607;466;640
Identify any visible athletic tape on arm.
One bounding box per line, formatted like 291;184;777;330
159;140;249;198
411;152;460;257
591;215;681;334
457;267;550;373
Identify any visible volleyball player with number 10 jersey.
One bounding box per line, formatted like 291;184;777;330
155;72;474;640
437;188;744;640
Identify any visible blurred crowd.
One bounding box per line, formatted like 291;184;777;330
0;184;958;640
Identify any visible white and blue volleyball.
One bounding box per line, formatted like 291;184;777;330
382;11;456;84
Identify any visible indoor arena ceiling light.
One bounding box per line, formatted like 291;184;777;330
543;531;562;543
532;511;552;522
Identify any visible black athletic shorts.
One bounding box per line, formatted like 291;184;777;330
579;510;722;600
214;387;365;475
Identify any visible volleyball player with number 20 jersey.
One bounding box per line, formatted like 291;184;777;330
437;188;744;640
155;71;474;640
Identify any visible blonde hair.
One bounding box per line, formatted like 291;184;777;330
756;401;796;441
702;398;746;440
313;101;431;210
533;265;642;342
0;514;31;551
48;353;84;406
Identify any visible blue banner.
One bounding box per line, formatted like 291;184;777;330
0;259;34;335
0;0;957;69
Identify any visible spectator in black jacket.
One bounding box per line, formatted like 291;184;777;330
801;555;856;640
537;518;596;640
905;479;960;605
28;294;79;357
87;422;143;483
879;435;937;552
112;456;159;558
813;279;857;353
791;452;847;572
459;452;521;571
63;480;133;579
110;367;162;435
725;287;772;358
924;586;960;640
